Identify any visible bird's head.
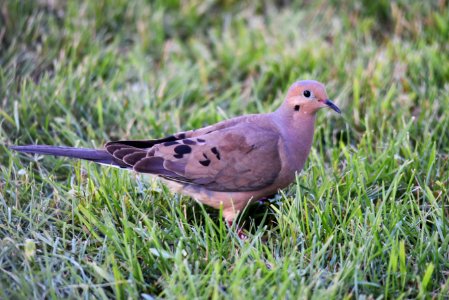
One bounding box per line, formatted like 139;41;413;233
282;80;341;116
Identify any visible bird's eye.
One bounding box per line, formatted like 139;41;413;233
303;90;311;98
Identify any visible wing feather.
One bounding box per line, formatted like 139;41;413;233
103;115;282;192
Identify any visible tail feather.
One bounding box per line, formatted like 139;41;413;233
10;145;127;167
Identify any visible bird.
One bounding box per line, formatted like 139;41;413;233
10;80;341;224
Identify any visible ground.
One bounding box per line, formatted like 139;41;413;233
1;0;449;299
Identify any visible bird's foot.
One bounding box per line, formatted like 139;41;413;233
227;220;248;240
236;227;248;240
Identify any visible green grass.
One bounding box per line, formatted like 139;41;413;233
1;0;449;298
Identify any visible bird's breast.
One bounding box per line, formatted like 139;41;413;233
283;130;315;182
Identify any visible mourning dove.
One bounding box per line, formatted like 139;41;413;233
11;80;341;223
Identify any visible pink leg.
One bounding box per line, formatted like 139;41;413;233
226;219;248;240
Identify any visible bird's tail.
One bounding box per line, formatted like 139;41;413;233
9;145;125;167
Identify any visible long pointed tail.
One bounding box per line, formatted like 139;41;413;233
10;145;125;167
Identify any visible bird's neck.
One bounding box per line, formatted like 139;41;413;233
272;108;317;135
272;110;317;171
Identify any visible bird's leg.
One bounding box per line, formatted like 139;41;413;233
226;219;247;240
237;228;247;239
223;210;248;240
224;208;249;239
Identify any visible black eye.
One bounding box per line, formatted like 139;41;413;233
303;90;311;98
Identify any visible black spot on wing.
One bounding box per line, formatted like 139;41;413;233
174;145;191;154
163;141;179;146
211;147;220;160
199;153;211;166
182;139;196;145
197;138;205;143
199;159;211;166
173;144;192;159
177;133;186;139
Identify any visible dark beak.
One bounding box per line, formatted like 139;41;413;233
324;99;341;114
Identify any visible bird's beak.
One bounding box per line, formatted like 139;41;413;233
324;99;341;114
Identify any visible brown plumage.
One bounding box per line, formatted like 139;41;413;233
10;80;341;222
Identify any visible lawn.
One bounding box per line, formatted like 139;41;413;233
1;0;449;299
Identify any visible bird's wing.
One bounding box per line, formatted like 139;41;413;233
104;115;253;150
105;116;283;192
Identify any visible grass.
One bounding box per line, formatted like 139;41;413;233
1;0;449;298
